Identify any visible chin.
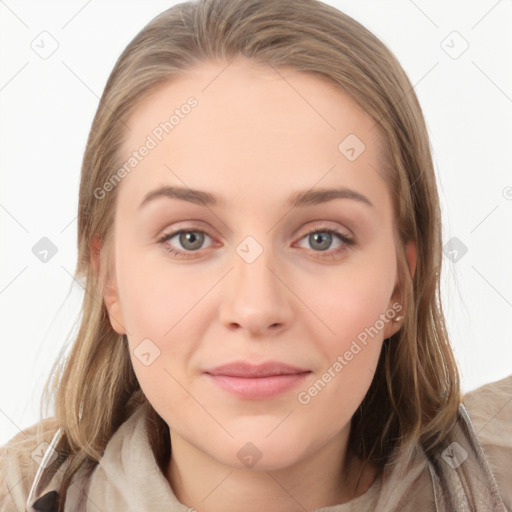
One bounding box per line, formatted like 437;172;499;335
207;434;309;472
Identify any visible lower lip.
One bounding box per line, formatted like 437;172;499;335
205;372;310;399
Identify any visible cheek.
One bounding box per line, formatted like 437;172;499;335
294;263;394;431
307;248;397;345
113;232;217;394
296;242;396;417
115;232;206;335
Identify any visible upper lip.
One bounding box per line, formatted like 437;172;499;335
204;361;310;378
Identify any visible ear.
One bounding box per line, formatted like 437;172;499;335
405;240;417;279
383;240;417;339
90;235;127;335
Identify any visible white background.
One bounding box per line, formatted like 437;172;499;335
0;0;511;446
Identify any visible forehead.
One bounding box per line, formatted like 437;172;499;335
115;57;390;214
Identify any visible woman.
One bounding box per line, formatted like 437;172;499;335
1;1;510;511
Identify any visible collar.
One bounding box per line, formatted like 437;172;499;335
26;402;506;512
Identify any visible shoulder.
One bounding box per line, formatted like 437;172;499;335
462;374;512;510
463;374;512;436
0;417;60;512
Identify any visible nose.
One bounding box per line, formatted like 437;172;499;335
218;241;293;337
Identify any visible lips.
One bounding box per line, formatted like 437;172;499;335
204;361;310;378
204;361;311;399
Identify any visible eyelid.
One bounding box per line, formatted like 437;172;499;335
293;225;354;251
157;222;355;258
157;222;351;243
298;223;352;239
157;227;215;247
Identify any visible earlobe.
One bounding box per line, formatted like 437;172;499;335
382;309;404;340
90;235;127;335
383;240;416;340
104;282;127;335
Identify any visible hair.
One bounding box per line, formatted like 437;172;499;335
34;0;461;509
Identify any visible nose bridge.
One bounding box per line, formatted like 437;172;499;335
218;232;292;333
235;233;276;292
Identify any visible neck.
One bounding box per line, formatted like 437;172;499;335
166;428;377;512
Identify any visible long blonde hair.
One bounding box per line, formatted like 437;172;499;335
38;0;461;509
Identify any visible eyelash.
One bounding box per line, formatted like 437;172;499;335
157;225;355;260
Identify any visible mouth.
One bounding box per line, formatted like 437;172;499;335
204;361;311;399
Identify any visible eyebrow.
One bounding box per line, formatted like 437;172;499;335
138;185;374;210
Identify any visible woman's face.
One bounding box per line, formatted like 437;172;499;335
101;57;414;471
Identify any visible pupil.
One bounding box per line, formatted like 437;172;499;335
181;232;203;250
312;232;331;251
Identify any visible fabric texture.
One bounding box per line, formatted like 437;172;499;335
1;374;510;512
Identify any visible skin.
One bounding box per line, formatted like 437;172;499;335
95;57;416;512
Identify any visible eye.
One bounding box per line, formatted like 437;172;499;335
157;229;213;258
157;225;355;260
295;227;354;258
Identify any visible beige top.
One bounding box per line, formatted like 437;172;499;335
1;374;511;512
